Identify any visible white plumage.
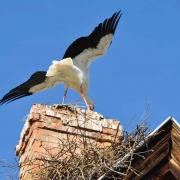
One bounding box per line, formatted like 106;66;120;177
0;11;122;110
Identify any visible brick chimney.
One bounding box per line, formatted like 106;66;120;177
16;104;123;179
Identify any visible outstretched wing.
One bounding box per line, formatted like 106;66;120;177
0;58;81;105
0;71;46;104
63;11;122;66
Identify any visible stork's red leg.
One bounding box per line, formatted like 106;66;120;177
80;85;94;110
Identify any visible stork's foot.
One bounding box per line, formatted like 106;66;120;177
89;103;95;111
87;102;95;111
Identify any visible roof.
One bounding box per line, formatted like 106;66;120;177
98;117;180;179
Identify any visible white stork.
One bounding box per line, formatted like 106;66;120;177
0;11;122;110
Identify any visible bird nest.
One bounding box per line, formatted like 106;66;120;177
26;123;150;180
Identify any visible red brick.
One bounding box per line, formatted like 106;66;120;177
16;104;123;179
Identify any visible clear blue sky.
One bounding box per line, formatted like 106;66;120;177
0;0;180;178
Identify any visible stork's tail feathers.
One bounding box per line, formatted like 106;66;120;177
0;71;47;105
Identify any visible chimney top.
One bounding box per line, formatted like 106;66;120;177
16;104;123;179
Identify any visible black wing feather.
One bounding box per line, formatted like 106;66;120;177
63;11;122;59
0;71;46;105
